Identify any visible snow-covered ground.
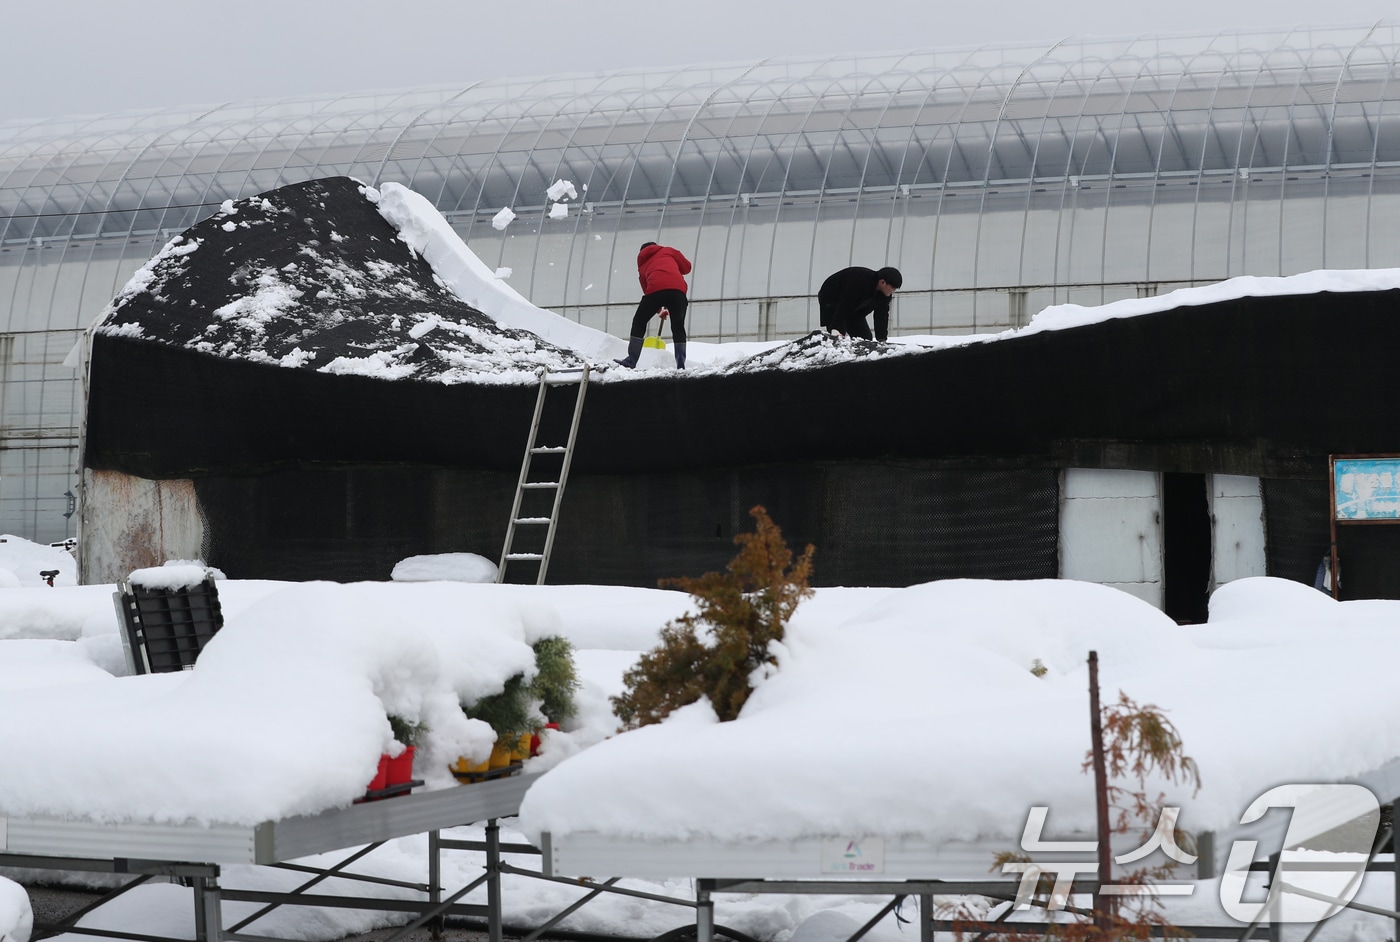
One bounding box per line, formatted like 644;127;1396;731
3;532;1400;941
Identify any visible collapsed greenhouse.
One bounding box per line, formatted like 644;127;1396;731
77;176;1400;619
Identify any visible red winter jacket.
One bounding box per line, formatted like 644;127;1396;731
637;244;691;295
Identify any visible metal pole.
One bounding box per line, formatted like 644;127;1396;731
486;818;504;942
1391;816;1399;942
1268;851;1282;942
193;873;223;942
1329;456;1341;600
429;828;443;941
696;879;715;942
1088;650;1113;930
920;893;934;942
193;876;208;942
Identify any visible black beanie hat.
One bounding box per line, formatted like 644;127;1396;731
877;266;903;289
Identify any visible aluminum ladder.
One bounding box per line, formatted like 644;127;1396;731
496;366;590;584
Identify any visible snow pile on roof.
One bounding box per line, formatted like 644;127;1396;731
93;178;591;385
518;576;1400;846
90;176;1400;387
722;328;907;370
370;181;623;364
1024;268;1400;336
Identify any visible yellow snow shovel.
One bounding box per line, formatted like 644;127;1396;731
643;308;669;349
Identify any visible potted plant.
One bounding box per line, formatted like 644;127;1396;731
366;755;391;793
462;673;540;770
526;636;579;756
386;715;427;787
530;636;579;724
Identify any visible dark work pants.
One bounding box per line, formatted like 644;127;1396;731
844;313;873;340
818;298;871;339
629;288;688;344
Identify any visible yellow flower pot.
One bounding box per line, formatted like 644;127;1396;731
487;740;514;769
451;754;491;775
512;732;532;761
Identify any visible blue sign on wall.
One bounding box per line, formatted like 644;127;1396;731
1334;458;1400;520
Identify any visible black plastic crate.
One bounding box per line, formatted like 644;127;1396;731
115;576;224;674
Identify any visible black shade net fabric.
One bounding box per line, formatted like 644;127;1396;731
82;176;1400;589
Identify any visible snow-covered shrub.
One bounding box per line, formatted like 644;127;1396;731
611;506;813;728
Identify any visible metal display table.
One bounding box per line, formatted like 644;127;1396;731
536;758;1400;942
12;757;1400;942
0;773;539;942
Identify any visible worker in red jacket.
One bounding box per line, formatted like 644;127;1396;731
615;242;691;369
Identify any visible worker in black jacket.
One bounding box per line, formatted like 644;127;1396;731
817;266;903;341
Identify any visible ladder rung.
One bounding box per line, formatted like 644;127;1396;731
514;517;552;524
543;374;586;386
505;553;544;561
522;482;559;489
531;446;568;454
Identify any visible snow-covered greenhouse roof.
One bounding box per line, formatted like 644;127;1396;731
3;22;1400;247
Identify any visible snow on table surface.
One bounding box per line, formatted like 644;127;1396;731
0;875;31;942
517;575;1400;847
3;554;1399;853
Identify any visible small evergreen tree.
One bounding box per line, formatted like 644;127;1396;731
530;635;580;724
387;714;427;747
464;673;542;746
611;505;814;729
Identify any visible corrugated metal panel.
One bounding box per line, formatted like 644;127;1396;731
1211;474;1266;587
2;814;259;863
1062;468;1158;499
0;774;537;866
1100;581;1164;609
270;773;537;862
545;832;1024;881
544;830;1146;882
1060;469;1162;604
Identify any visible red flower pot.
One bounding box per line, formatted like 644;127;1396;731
386;745;416;786
367;754;391;792
530;722;560;757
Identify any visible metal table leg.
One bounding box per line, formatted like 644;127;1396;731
696;879;715;942
487;818;503;942
429;828;443;941
192;872;223;942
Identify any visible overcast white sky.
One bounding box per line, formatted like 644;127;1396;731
0;0;1393;124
